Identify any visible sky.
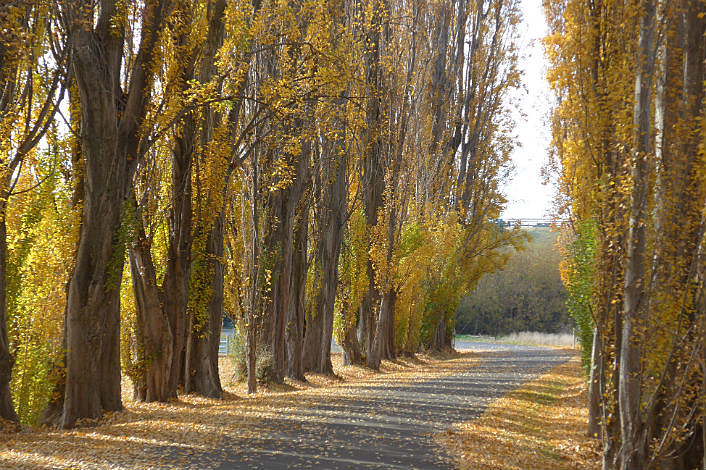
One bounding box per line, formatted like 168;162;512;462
500;0;556;220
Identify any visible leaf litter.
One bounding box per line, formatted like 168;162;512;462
436;354;601;470
0;351;479;469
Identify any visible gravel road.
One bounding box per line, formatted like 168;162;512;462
215;343;573;470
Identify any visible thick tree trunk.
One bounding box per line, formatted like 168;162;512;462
360;0;389;361
129;106;192;403
184;212;224;398
0;211;18;422
308;216;343;374
342;316;363;366
60;0;171;428
302;292;323;372
62;154;126;427
268;193;294;384
129;226;173;402
62;55;129;425
173;0;227;397
162;112;194;398
285;200;308;381
303;135;347;375
368;289;396;369
431;316;452;352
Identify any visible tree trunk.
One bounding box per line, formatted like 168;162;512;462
588;327;601;438
61;73;129;426
619;0;656;465
303;133;347;375
285;197;308;381
312;211;344;374
267;194;293;384
368;289;396;369
129;226;173;402
0;210;18;422
360;0;389;361
60;0;171;428
246;145;260;395
342;304;364;365
431;316;452;352
62;152;127;427
176;0;228;397
184;212;224;398
302;289;323;372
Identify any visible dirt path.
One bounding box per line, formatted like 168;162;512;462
214;344;572;469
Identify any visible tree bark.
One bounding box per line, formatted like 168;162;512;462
360;0;389;361
285;195;308;381
184;212;224;398
60;0;172;428
0;208;18;422
303;128;347;375
342;304;364;366
368;288;396;369
588;327;601;438
129;225;173;402
267;192;294;383
619;0;656;465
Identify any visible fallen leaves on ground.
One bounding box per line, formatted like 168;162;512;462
437;354;601;470
0;351;477;469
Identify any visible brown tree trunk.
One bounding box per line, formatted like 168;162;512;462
342;316;363;366
129;225;173;402
302;285;323;372
308;209;344;375
303;128;347;375
128;107;192;402
184;212;224;398
267;193;294;384
60;0;172;428
246;145;261;394
368;288;397;369
62;156;127;427
360;0;389;361
285;197;308;381
61;93;127;427
175;0;228;398
0;209;18;422
431;316;452;352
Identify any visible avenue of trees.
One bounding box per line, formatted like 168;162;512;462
0;0;525;428
456;227;571;337
548;0;706;468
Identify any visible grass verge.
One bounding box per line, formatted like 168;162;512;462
437;355;601;470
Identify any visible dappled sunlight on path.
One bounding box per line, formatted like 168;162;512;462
1;346;571;469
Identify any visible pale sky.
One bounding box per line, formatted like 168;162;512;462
501;0;555;220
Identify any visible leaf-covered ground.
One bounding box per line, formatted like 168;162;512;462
437;354;601;470
0;351;477;469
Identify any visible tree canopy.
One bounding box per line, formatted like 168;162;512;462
0;0;525;428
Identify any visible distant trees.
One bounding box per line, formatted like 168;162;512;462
456;228;571;337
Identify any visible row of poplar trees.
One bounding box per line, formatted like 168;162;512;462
0;0;523;428
549;0;706;468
